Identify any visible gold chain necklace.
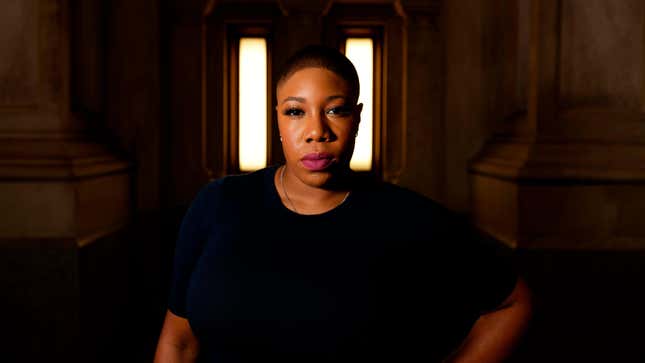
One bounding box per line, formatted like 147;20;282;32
280;165;350;214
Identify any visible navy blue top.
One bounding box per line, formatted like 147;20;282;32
169;165;516;362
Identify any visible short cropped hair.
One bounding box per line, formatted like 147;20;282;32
277;45;360;104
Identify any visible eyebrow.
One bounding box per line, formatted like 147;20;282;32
326;95;347;102
280;95;347;104
281;96;305;104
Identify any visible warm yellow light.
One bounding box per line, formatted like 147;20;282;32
345;38;373;171
238;38;268;171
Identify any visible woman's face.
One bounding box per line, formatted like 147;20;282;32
276;67;362;188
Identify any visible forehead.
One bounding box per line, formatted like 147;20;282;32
277;67;351;98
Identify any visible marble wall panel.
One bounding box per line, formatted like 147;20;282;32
0;0;39;107
76;173;132;239
443;0;484;212
399;14;444;201
0;182;76;238
106;0;161;210
517;0;530;109
560;0;644;110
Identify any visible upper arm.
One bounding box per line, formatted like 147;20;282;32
443;215;519;315
489;276;532;314
443;277;532;363
169;182;220;317
158;183;220;361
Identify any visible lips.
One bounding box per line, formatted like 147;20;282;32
301;153;334;171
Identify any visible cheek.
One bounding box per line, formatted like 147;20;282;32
334;120;358;139
279;119;303;144
276;117;290;140
277;120;300;159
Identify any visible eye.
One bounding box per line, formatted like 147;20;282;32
327;106;352;117
283;108;304;117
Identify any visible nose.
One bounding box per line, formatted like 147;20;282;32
305;111;332;143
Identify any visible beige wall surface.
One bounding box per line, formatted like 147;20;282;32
0;182;76;238
0;0;39;106
106;0;162;211
470;0;645;250
0;0;75;133
442;0;479;211
560;0;644;110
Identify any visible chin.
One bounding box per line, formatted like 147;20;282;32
299;170;335;188
298;163;351;188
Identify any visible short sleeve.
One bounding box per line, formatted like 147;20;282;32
167;181;219;317
377;186;517;317
446;214;518;314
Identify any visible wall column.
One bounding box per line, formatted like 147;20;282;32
0;0;132;361
396;0;444;201
470;0;645;250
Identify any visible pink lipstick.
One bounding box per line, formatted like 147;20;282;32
301;153;334;171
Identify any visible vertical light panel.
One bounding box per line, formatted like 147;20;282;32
238;38;268;171
345;38;373;171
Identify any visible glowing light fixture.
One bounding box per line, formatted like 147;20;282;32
238;38;268;171
345;38;373;171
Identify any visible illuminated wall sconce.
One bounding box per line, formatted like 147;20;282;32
344;38;374;172
238;37;268;172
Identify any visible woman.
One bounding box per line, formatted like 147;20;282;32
154;45;531;363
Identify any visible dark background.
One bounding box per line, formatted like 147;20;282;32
1;0;644;362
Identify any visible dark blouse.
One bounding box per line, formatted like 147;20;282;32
169;165;516;362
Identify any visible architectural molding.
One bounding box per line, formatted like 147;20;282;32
394;0;441;18
0;0;133;244
277;0;333;15
470;1;645;250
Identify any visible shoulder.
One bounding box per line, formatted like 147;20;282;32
359;179;451;219
354;179;483;245
200;166;273;196
190;166;276;211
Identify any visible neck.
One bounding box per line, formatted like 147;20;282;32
277;165;351;215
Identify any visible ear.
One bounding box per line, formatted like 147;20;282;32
354;103;363;132
354;103;363;122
